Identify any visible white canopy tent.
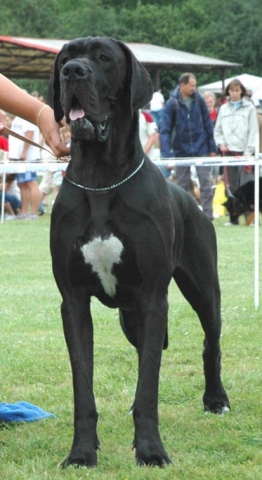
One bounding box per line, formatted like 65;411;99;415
198;73;262;94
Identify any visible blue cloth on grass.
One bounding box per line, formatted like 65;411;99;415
0;402;56;422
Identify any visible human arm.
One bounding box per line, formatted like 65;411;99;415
214;107;228;152
0;74;69;157
140;111;159;155
143;132;159;154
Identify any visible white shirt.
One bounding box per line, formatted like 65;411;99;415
150;91;165;111
139;111;157;160
8;116;40;161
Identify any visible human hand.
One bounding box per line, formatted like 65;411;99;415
244;165;253;173
217;175;224;183
37;105;70;158
219;144;228;154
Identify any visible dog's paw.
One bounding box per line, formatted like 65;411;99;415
136;451;172;468
203;395;230;415
204;404;230;416
134;441;172;467
203;387;230;415
60;450;98;469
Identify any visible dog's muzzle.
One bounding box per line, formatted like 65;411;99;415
70;116;110;142
61;60;111;142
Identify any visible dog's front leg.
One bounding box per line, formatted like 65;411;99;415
132;298;172;467
60;296;99;468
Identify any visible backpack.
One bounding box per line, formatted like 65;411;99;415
158;96;178;139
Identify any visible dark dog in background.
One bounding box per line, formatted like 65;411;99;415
223;178;262;225
49;36;229;468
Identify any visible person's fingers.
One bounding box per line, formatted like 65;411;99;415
52;143;70;158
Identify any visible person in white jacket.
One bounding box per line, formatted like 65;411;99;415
214;78;259;224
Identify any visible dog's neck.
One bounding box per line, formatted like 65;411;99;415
68;111;144;190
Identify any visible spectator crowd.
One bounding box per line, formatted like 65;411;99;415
1;74;262;225
153;73;261;225
0;90;69;220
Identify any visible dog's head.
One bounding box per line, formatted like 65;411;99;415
222;195;246;223
50;36;153;141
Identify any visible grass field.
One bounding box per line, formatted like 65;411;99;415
1;211;262;479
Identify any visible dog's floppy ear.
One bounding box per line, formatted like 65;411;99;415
48;50;64;123
116;40;153;112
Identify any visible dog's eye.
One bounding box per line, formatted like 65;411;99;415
99;54;110;62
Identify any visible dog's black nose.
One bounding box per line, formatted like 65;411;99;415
62;60;88;80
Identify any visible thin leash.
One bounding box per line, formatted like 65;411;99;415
2;126;56;157
223;165;234;197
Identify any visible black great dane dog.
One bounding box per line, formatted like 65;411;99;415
50;36;230;468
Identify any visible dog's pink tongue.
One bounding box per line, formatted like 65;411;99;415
69;109;85;121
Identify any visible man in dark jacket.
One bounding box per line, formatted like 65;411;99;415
160;73;217;220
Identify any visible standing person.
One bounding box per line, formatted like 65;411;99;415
150;88;165;127
202;92;219;182
139;110;159;160
214;78;259;225
202;91;218;126
8;116;42;219
160;73;216;221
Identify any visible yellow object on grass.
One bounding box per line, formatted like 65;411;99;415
213;181;227;217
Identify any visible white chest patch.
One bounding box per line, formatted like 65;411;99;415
80;235;124;297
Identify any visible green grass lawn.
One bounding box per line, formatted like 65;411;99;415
1;212;262;479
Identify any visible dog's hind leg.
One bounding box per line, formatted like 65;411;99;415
59;294;99;468
173;257;230;414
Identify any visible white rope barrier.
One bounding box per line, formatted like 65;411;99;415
153;156;262;167
0;156;262;173
0;161;68;174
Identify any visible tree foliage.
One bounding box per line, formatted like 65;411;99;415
1;0;262;95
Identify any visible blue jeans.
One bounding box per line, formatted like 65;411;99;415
0;192;21;212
